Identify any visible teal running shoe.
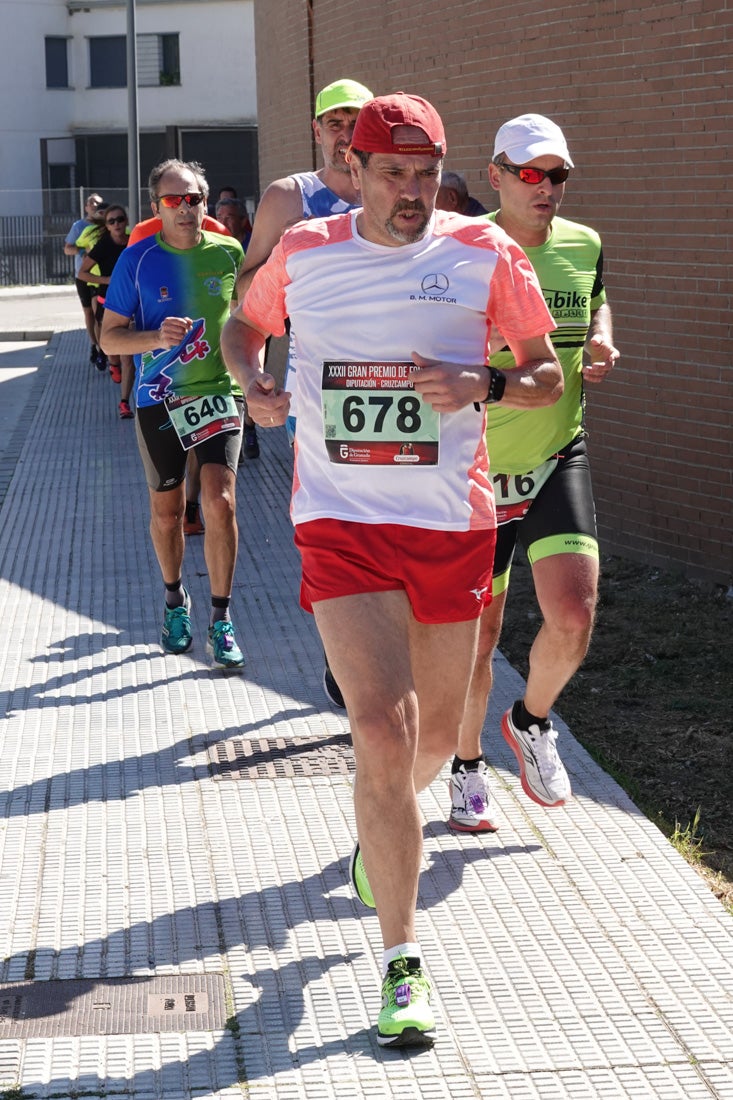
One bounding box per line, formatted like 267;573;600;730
349;843;375;908
207;619;245;669
377;956;436;1048
161;589;192;654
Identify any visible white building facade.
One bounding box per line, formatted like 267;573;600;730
0;0;257;218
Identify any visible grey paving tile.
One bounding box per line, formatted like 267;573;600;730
0;328;731;1099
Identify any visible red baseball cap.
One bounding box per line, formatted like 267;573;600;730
351;93;446;157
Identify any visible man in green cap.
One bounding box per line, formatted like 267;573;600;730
236;78;374;706
237;78;373;298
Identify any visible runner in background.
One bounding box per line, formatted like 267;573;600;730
74;203;111;372
235;77;374;707
436;169;488;216
128;178;234;533
64;193;107;368
101;159;246;670
449;114;620;832
78;204;135;418
216;195;260;461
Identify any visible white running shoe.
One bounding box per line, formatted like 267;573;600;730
501;703;571;807
448;761;500;832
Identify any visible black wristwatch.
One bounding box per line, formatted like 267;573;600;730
482;366;506;404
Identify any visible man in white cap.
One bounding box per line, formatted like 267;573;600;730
448;113;620;833
222;92;562;1049
237;78;374;708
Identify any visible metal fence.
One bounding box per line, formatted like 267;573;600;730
0;188;132;288
0;215;75;287
0;187;258;287
0;188;143;288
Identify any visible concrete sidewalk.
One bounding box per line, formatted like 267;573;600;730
0;324;731;1099
0;284;81;340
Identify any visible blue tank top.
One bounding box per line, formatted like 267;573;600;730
284;175;362;441
290;172;360;219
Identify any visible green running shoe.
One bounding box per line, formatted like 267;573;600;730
207;619;245;669
161;589;192;654
377;956;436;1048
349;843;375;908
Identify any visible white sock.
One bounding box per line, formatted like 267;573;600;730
382;942;421;977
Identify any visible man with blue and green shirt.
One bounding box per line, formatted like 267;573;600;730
102;158;246;669
449;114;620;831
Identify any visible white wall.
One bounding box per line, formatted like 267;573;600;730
68;0;256;131
0;1;72;195
0;0;255;201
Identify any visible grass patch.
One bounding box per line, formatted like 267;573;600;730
670;808;709;865
499;550;733;913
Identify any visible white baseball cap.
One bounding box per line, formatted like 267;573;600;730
493;113;574;167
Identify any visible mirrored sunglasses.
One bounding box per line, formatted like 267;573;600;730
157;193;206;208
498;162;570;186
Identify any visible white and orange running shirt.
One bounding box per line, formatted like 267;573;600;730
242;209;555;532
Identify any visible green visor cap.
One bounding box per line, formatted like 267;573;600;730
315;79;373;117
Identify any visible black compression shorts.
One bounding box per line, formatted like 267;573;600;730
74;277;96;309
134;398;244;492
492;433;598;595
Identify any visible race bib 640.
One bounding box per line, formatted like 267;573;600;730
166;393;240;450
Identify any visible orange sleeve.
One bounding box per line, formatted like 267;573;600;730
489;243;556;342
127;217;159;246
240;239;289;337
127;215;231;244
203;216;232;236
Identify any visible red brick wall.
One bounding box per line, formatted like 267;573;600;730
254;0;732;584
253;0;315;180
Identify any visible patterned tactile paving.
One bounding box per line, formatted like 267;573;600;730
0;328;731;1098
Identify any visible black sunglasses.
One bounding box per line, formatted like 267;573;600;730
106;215;127;225
157;193;206;208
497;162;570;186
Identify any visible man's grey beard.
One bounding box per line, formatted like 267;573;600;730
328;148;351;175
385;204;429;243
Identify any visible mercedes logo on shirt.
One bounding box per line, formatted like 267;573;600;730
421;273;450;295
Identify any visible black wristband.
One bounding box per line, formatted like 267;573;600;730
482;366;506;404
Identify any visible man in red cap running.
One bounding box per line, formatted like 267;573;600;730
222;92;562;1047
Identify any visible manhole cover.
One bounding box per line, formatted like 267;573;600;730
0;974;227;1037
209;733;355;779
